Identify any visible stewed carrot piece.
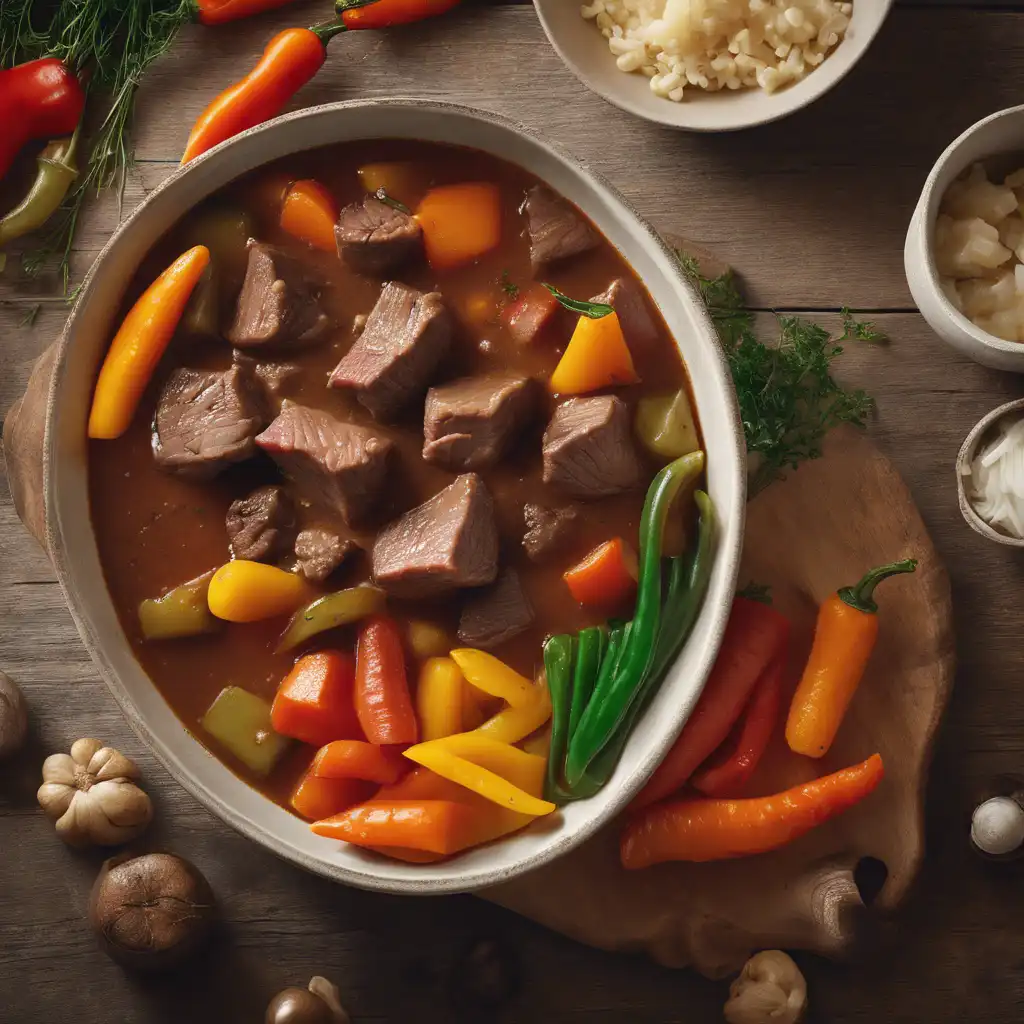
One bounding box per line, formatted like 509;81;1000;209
290;770;374;821
549;311;638;395
564;537;638;608
280;178;338;251
355;616;418;745
311;740;408;784
271;651;361;747
311;800;482;855
416;183;501;270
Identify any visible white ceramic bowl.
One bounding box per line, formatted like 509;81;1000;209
533;0;893;132
45;100;745;894
906;104;1024;372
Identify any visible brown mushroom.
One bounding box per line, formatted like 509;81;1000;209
0;670;27;758
266;977;349;1024
88;852;216;971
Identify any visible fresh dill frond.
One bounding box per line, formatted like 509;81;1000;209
679;251;875;496
500;270;519;298
0;0;51;66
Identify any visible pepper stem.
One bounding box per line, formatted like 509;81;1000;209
309;16;355;44
838;558;918;614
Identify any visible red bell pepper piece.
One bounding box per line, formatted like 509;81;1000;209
691;653;784;797
632;596;790;810
354;615;418;746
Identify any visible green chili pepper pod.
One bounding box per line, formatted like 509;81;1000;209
0;130;80;248
564;451;705;788
543;634;575;803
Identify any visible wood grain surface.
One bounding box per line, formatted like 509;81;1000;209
3;2;1024;1022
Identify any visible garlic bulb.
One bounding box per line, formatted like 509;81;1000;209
724;950;807;1024
37;738;153;847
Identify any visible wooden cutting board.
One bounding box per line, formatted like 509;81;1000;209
1;259;954;980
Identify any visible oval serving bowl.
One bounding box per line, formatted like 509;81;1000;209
45;99;746;894
533;0;894;133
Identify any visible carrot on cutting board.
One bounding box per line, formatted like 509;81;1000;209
355;615;418;745
564;537;638;608
88;245;210;439
280;178;338;251
621;754;885;868
312;739;408;784
271;650;361;747
632;596;790;810
290;769;374;821
416;182;501;270
549;312;638;396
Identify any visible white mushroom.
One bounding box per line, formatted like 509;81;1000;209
971;795;1024;856
724;950;807;1024
36;738;153;847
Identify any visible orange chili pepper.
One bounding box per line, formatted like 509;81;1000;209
337;0;463;30
786;559;917;759
181;23;345;164
621;753;884;868
88;245;210;439
192;0;302;25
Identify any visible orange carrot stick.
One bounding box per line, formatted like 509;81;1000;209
280;178;338;252
290;770;374;821
88;245;210;439
311;800;481;854
621;754;884;868
564;537;638;608
355;616;418;745
311;740;408;784
271;650;361;747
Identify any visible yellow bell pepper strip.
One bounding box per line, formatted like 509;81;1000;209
522;727;551;758
404;737;554;816
450;649;536;708
549;311;638;395
208;560;314;622
88;245;210;439
428;731;547;797
416;657;466;741
277;584;386;651
475;683;552;745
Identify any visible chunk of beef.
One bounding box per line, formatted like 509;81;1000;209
329;282;452;420
227;240;329;349
542;396;641;499
295;526;355;582
502;284;560;345
523;503;580;562
335;195;423;275
232;351;301;408
523;186;598;267
423;373;538;471
372;474;498;598
152;364;267;480
590;277;659;352
458;568;535;649
256;403;392;526
226;485;294;562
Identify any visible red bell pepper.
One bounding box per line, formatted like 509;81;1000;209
0;59;85;184
631;596;790;810
691;653;784;797
355;615;418;745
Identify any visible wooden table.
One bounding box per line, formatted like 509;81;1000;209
3;1;1024;1020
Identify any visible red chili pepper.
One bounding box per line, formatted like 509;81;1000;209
0;59;85;183
337;0;463;29
620;753;885;868
631;596;791;810
192;0;303;25
691;652;784;798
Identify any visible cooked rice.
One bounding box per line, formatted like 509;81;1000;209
581;0;852;100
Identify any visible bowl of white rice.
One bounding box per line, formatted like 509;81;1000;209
533;0;893;131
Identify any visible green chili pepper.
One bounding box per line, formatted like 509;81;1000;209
277;584;386;652
565;451;705;786
0;129;79;248
543;634;575;803
567;627;607;742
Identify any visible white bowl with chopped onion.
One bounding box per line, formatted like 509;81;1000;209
906;105;1024;372
957;398;1024;547
533;0;894;132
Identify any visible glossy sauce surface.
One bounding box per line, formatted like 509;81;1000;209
88;140;696;804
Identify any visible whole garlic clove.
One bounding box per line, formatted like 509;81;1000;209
724;950;807;1024
37;739;153;847
0;670;28;758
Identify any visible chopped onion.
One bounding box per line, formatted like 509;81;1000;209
966;414;1024;537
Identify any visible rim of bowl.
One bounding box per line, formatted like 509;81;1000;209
531;0;895;133
43;98;746;894
955;397;1024;547
912;104;1024;360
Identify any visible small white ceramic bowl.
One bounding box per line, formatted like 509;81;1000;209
906;104;1024;372
45;100;746;894
532;0;893;132
955;397;1024;547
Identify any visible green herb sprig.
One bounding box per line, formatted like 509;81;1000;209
544;283;614;319
678;252;881;497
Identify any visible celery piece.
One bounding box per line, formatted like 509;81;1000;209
277;585;386;652
201;687;289;776
634;390;700;460
138;570;218;640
